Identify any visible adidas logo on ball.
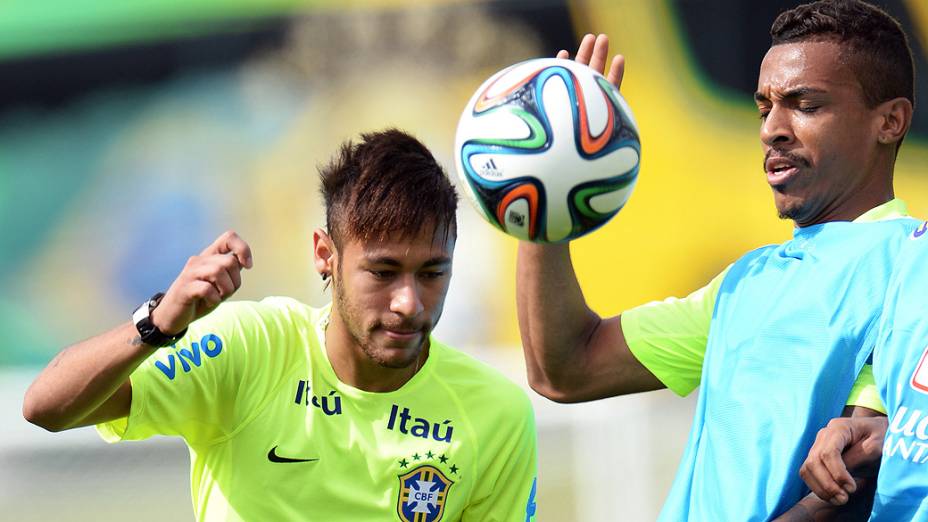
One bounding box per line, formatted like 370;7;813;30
480;158;502;178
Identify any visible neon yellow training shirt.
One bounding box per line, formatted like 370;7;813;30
98;297;538;521
621;199;910;413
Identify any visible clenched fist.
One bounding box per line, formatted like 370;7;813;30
151;230;253;335
800;416;887;506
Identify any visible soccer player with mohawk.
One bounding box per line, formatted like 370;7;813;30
24;129;538;521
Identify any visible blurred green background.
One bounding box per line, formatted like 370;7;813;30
3;0;927;519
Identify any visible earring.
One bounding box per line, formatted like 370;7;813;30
321;272;329;282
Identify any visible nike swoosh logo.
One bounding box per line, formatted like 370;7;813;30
267;446;319;463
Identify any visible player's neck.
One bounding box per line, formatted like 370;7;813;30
796;175;895;227
324;313;427;393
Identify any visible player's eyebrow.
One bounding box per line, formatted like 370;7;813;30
422;256;452;268
365;256;451;267
754;87;827;103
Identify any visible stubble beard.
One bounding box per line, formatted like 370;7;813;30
775;187;821;225
331;271;425;370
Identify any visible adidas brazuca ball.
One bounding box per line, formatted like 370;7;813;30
454;58;641;243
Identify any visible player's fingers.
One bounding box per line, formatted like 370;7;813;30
202;230;254;269
226;256;242;289
799;457;826;497
210;266;236;299
821;447;856;494
556;49;569;59
843;417;888;473
587;34;610;75
573;33;596;66
842;436;881;475
213;252;243;289
197;253;243;291
191;261;237;300
201;231;232;256
226;234;254;269
187;280;222;309
806;426;855;504
802;454;849;505
607;54;626;90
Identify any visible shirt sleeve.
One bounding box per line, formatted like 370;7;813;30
845;364;886;414
97;299;297;446
462;390;538;522
620;265;731;397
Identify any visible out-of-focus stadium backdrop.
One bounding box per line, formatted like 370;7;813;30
3;0;928;519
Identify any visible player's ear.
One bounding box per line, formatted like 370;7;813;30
313;228;337;279
876;96;913;146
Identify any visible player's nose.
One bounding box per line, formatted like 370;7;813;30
760;105;796;148
390;277;424;318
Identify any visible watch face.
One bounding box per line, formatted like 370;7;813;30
132;301;151;325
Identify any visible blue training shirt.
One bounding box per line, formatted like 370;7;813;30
658;217;920;521
870;220;928;521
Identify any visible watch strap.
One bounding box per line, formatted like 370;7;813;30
133;292;188;347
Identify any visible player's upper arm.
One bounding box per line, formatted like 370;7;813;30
559;314;666;401
72;380;132;428
619;265;731;397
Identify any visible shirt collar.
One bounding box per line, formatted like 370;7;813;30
853;198;908;223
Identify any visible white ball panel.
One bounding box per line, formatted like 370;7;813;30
588;180;638;214
457;108;531;143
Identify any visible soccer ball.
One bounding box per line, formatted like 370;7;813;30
454;58;641;243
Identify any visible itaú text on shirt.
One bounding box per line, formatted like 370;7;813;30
885;406;928;464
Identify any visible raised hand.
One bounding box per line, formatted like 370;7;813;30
557;33;625;90
152;230;254;335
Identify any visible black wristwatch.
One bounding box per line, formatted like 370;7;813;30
132;292;187;347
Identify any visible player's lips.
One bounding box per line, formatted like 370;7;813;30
381;328;422;341
765;156;803;187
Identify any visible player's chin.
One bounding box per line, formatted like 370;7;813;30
772;191;807;221
371;337;424;368
374;348;421;369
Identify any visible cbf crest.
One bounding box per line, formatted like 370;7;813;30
397;465;454;522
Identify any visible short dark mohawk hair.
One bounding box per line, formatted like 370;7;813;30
319;128;458;247
770;0;915;109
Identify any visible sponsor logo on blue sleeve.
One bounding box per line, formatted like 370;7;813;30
912;221;928;239
154;334;223;380
524;477;537;521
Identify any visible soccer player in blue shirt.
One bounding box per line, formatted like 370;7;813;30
800;221;928;520
518;1;919;520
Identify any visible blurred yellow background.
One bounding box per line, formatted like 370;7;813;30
3;0;927;519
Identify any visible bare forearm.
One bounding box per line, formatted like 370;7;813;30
516;242;599;390
23;321;156;431
775;486;875;522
